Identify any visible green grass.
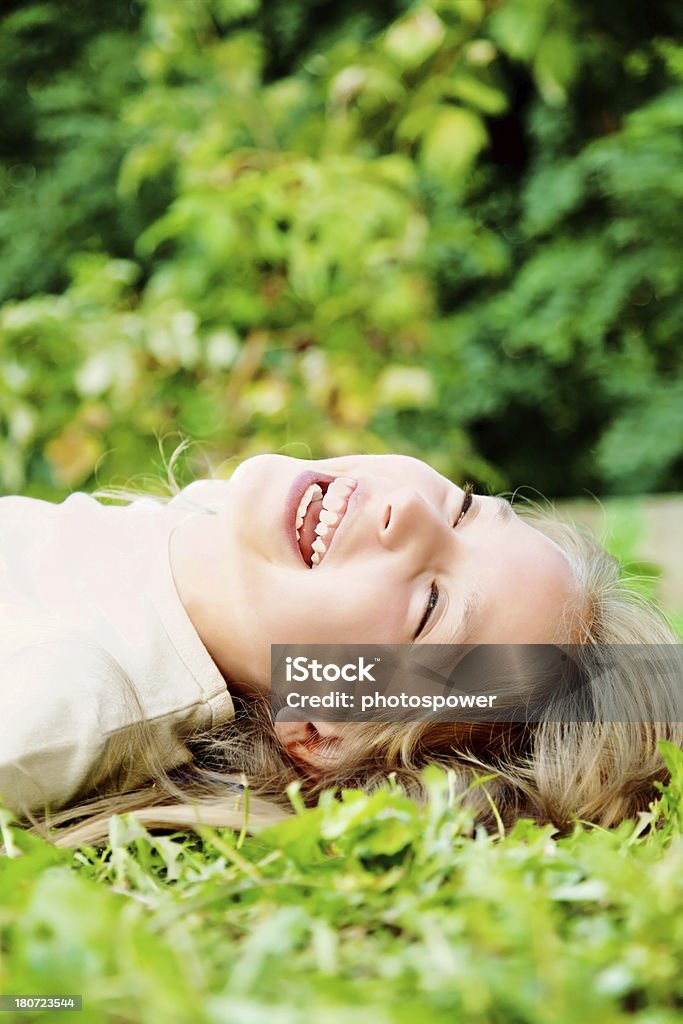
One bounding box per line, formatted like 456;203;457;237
2;748;683;1024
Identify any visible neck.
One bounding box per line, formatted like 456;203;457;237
168;507;270;701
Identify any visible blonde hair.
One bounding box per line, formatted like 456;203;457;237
15;491;683;849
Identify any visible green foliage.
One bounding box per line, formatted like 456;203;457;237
3;766;683;1022
590;500;664;602
0;2;158;301
1;0;683;499
651;741;683;836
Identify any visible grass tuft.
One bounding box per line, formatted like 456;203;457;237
2;759;683;1022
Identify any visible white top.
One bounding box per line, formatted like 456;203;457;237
0;480;235;815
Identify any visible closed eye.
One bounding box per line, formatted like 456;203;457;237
413;483;475;639
454;481;474;527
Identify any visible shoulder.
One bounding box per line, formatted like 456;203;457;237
2;627;140;737
168;478;230;514
0;627;131;815
2;621;122;687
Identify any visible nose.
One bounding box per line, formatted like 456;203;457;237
379;487;443;554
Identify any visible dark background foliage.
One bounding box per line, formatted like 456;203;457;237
1;0;682;499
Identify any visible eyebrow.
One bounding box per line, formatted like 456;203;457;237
443;591;482;647
493;496;514;523
414;592;482;673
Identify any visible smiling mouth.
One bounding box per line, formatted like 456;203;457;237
295;477;356;567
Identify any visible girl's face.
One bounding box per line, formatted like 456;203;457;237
171;454;581;700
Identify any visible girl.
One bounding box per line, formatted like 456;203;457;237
1;452;680;846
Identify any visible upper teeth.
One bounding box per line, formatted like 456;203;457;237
295;476;356;566
295;483;322;533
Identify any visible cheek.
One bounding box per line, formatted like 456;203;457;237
253;568;411;644
328;586;410;642
323;574;401;621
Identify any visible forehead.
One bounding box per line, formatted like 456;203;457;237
467;512;581;645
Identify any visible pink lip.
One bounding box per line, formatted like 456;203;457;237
285;470;337;565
